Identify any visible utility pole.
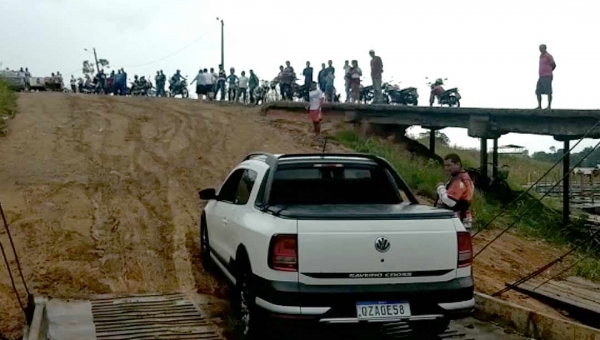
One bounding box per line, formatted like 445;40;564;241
85;48;101;74
93;48;100;74
217;18;224;68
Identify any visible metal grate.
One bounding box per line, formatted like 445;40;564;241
91;293;221;340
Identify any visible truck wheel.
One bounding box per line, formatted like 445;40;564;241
234;260;265;340
200;214;211;269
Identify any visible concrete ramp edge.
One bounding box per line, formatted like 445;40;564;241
23;296;48;340
474;292;600;340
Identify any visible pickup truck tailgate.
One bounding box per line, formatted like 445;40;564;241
295;206;459;285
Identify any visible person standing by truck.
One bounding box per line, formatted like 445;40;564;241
436;154;474;234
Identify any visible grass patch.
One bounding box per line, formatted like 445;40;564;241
334;130;578;241
414;137;562;187
575;257;600;281
335;130;600;280
0;79;17;134
336;130;446;198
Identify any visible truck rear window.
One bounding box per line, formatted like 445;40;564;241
269;165;402;205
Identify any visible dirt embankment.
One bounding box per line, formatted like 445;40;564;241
0;93;576;338
0;93;332;338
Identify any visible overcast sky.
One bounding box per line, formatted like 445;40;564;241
2;0;599;154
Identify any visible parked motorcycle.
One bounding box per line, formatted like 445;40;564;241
130;78;153;96
384;83;418;105
169;78;189;98
79;81;102;95
360;85;374;104
427;78;461;107
292;82;309;102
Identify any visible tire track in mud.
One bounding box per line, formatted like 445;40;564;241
62;95;179;293
87;96;216;294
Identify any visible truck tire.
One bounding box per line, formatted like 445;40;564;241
200;213;212;270
233;258;265;340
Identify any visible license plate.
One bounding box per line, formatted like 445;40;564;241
356;301;411;320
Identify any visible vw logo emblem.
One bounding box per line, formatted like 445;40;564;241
374;237;391;253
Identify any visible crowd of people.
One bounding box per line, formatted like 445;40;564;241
63;49;386;106
272;50;384;104
12;44;555;113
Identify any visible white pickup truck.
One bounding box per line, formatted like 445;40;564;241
199;153;474;339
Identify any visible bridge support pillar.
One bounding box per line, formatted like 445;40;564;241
563;139;570;226
429;128;436;155
480;138;488;180
492;138;499;179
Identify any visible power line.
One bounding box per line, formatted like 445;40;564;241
115;28;217;69
472;119;600;238
0;211;25;315
474;136;600;259
0;203;29;295
60;28;216;78
532;230;600;291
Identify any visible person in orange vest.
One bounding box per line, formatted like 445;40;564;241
436;153;475;234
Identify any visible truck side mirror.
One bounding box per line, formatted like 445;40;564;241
199;188;217;200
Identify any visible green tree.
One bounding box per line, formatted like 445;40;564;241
83;60;95;78
83;59;110;78
97;59;110;70
418;130;451;146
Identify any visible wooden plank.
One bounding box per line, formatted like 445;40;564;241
541;281;600;305
91;293;221;340
548;278;600;297
565;276;600;291
511;281;600;315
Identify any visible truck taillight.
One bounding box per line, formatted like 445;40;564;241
268;234;298;272
457;232;473;268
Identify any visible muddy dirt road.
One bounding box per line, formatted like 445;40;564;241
0;92;556;339
0;93;328;337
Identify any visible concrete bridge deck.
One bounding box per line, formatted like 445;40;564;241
262;102;600;139
263;101;600;226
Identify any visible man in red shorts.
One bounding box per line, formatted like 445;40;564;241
436;153;475;234
306;81;324;136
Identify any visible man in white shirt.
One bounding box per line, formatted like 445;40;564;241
343;60;351;102
203;68;213;100
190;69;206;100
237;71;250;104
306;81;324;136
70;75;77;93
